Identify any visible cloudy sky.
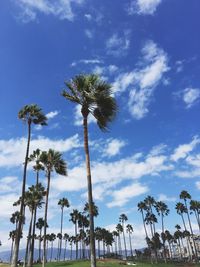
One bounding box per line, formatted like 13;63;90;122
1;0;200;251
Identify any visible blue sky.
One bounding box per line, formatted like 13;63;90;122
1;0;200;251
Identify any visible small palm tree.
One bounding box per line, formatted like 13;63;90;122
155;201;169;263
119;214;128;259
62;74;117;267
36;218;47;262
126;224;133;258
69;209;81;260
40;149;67;267
180;191;198;260
12;104;47;267
57;198;70;261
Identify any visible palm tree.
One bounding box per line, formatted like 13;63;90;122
49;233;56;262
175;202;192;259
28;150;45;267
116;224;123;256
57;198;70;261
69;209;80;260
63;233;69;261
62;74;117;267
27;183;45;267
137;201;149;239
119;214;128;259
112;230;119;257
155;201;169;263
9;231;17;263
190;200;200;232
11;104;47;267
36;218;47;262
180;191;198;260
40;149;67;267
126;224;133;258
56;233;62;261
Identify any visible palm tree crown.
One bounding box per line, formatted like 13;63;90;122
62;74;117;130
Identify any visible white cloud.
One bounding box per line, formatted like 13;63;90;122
0;176;21;194
103;138;126;157
171;136;200;162
182;88;200;108
51;152;172;200
84;13;92;21
196;181;200;190
46;110;59;119
84;29;93;39
71;59;103;67
127;0;162;15
158;194;176;202
113;40;169;119
16;0;85;22
112;72;135;94
106;31;130;57
0;134;80;168
149;144;167;156
107;182;149;207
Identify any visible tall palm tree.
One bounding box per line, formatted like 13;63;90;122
9;230;17;263
155;201;169;263
28;149;45;267
126;224;133;258
40;149;67;267
36;218;47;263
49;233;56;262
137;201;149;239
62;74;117;267
180;191;198;260
175;202;192;260
119;214;128;259
63;233;69;261
69;209;80;260
190;200;200;232
57;198;70;261
11;104;47;267
27;183;45;267
116;224;123;256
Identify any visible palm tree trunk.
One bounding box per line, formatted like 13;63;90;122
24;209;34;267
28;208;37;267
185;201;198;260
128;232;133;257
64;240;67;261
58;207;64;261
39;230;42;262
43;172;50;267
28;171;39;267
10;240;14;264
11;122;31;267
83;115;96;267
122;224;127;259
161;214;167;263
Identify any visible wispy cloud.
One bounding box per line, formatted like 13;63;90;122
84;29;93;39
106;31;131;57
16;0;85;22
171;136;200;162
107;182;149;207
112;40;169;119
181;88;200;109
158;193;176;202
0;134;80;168
46;110;59;119
71;59;103;67
127;0;163;15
